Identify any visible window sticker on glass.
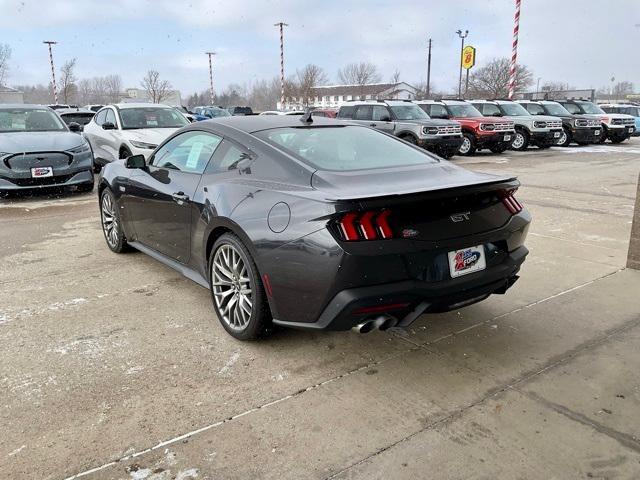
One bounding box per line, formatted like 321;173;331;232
186;142;204;169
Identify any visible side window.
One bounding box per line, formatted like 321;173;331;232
563;103;580;114
337;106;355;118
354;105;373;120
152;131;222;174
372;105;390;121
207;140;252;174
482;104;501;116
94;109;107;126
105;109;117;127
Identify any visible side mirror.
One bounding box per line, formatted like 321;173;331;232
102;122;116;130
68;122;82;132
379;115;391;122
125;154;146;169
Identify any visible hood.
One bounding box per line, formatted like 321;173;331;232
311;161;514;201
122;128;180;146
600;113;635;120
453;115;514;125
525;114;562;123
0;131;84;154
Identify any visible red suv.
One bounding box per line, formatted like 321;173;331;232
416;100;515;155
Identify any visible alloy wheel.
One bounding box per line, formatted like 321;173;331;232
459;137;471;154
101;193;119;248
512;132;525;149
212;244;253;331
557;131;567;146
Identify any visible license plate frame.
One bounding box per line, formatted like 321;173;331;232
30;166;54;178
448;245;487;278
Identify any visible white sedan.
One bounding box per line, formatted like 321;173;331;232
83;103;189;171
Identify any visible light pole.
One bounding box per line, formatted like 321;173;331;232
205;52;216;105
43;41;58;104
274;22;288;109
536;77;541;98
455;30;468;98
426;38;432;99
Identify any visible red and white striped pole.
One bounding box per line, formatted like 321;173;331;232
206;52;216;105
507;0;521;99
274;22;288;109
43;41;58;104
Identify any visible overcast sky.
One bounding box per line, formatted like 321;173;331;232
1;0;639;95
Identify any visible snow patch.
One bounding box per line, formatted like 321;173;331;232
218;352;240;375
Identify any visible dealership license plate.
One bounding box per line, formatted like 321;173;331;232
504;135;511;141
554;132;561;138
31;166;53;178
448;245;487;278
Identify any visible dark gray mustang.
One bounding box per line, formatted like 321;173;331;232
98;115;530;340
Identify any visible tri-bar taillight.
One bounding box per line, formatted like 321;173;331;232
500;189;523;215
337;209;393;241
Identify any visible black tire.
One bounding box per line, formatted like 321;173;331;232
99;188;130;253
489;144;509;154
610;134;627;144
401;134;418;145
510;129;529;151
458;133;475;155
119;146;132;159
209;233;272;340
557;127;572;147
438;149;456;159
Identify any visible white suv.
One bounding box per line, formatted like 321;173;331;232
83;103;189;171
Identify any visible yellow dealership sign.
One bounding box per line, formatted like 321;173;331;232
462;46;476;70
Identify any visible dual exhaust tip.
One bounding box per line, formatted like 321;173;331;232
352;315;398;334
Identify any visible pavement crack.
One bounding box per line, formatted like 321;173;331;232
519;390;640;454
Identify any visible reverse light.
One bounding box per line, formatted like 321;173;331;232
500;190;523;215
336;210;394;241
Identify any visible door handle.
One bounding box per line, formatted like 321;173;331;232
172;191;190;203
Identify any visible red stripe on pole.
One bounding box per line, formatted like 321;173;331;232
508;0;521;99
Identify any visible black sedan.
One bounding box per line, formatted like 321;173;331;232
98;115;530;340
0;105;94;195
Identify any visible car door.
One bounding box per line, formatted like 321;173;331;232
371;105;395;134
86;109;107;160
127;130;222;263
352;105;374;128
101;108;121;162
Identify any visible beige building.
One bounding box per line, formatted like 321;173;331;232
0;85;24;104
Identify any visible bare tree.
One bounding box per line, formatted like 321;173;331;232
387;69;402;98
104;75;122;103
140;70;172;103
0;43;11;86
612;81;634;98
467;57;533;98
59;58;78;104
77;79;93;105
296;64;328;106
337;62;382;94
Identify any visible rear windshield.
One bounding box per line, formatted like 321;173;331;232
60;113;95;125
0;108;67;132
119;107;189;129
255;126;437;171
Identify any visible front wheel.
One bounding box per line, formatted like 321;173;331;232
100;188;129;253
556;127;572;147
209;233;272;340
510;129;529;151
458;133;475;155
119;147;132;159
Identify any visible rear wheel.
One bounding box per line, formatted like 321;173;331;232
209;233;272;340
557;127;572;147
458;133;475;155
100;188;129;253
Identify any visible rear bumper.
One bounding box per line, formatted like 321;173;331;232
273;245;527;331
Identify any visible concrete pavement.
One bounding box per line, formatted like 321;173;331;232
1;140;639;479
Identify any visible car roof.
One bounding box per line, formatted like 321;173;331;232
112;103;175;109
196;115;346;134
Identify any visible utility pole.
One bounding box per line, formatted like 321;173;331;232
43;41;58;104
426;38;432;99
455;30;468;98
274;22;288;110
205;52;216;105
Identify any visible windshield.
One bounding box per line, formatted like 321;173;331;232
576;101;605;115
447;104;483;118
60;113;95;126
255;126;437;171
0;108;67;132
119;107;189;129
499;103;530;116
206;108;230;118
390;105;430;120
543;102;571;116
